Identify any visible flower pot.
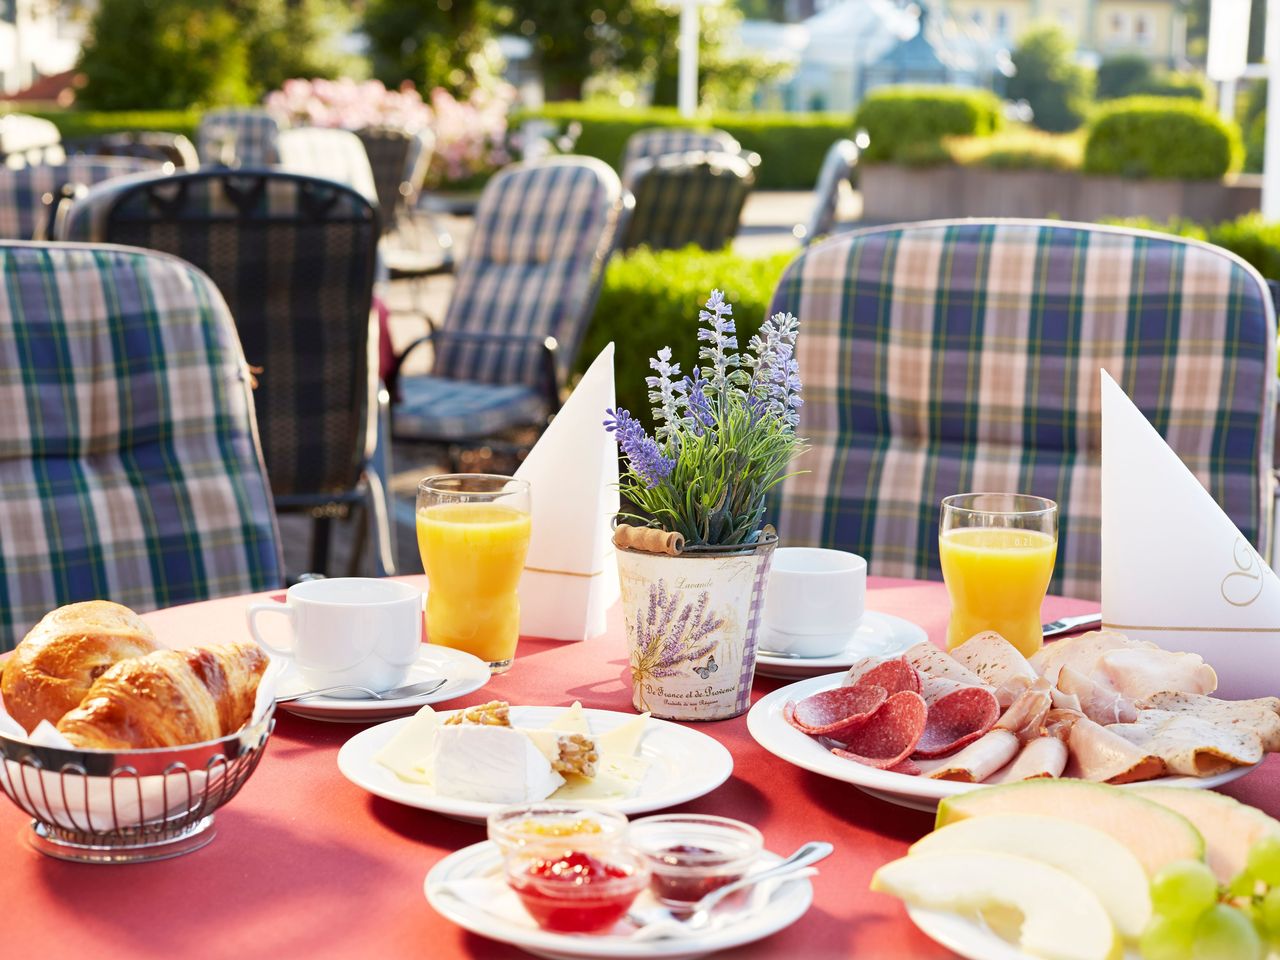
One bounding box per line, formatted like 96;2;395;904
618;533;777;721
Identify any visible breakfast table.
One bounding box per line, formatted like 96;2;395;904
3;576;1277;960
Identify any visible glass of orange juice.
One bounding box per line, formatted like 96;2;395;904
938;493;1058;657
417;474;532;674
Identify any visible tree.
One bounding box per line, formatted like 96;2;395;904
363;0;505;95
239;0;355;93
1006;25;1094;133
1096;54;1153;100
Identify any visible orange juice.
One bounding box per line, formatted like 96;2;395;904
938;527;1057;657
417;502;532;666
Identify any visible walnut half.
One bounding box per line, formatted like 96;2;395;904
445;700;511;727
552;733;599;778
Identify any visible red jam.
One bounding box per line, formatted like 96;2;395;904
508;851;644;933
649;844;747;903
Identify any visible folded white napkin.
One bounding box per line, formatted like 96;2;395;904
514;343;621;642
1100;370;1280;698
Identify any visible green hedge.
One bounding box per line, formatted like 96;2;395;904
579;246;795;423
946;128;1084;171
854;87;1003;164
1083;97;1242;180
523;103;853;190
20;108;201;143
1103;213;1280;281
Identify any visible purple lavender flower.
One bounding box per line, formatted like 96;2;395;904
680;366;716;436
697;289;739;395
646;346;684;442
604;407;675;487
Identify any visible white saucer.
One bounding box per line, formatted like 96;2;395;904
753;611;928;679
274;644;490;722
425;841;813;960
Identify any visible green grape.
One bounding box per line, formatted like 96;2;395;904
1246;835;1280;887
1261;887;1280;936
1191;904;1264;960
1141;915;1197;960
1151;860;1219;921
1228;871;1259;898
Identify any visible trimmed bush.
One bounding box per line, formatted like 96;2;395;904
1083;97;1242;180
522;103;853;190
946;128;1084;171
579;246;795;423
854;86;1003;164
1007;26;1093;132
1102;213;1280;281
23;109;201;143
1097;55;1207;102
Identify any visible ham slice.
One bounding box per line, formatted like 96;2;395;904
950;631;1039;695
1107;710;1263;776
913;686;1000;758
843;656;921;696
1029;630;1150;685
991;736;1069;781
1065;717;1165;783
994;677;1053;741
1043;707;1085;742
926;730;1021;782
1138;692;1280;752
1097;648;1218;701
1056;666;1138;725
830;691;928;770
904;642;991;691
785;686;887;741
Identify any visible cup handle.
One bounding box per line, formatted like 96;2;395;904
247;602;296;659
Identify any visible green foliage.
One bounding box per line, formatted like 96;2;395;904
946;128;1084;171
1102;213;1280;281
242;0;356;93
76;0;253;110
1139;73;1209;101
853;86;1003;164
1084;97;1242;179
520;103;853;189
24;109;201;143
1007;26;1094;133
1096;55;1153;100
363;0;505;95
1241;81;1266;174
580;246;794;423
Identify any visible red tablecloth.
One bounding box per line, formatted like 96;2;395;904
3;577;1277;960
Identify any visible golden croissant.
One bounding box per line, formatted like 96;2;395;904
56;641;269;750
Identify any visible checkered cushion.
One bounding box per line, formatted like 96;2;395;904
0;157;164;240
0;242;282;649
620;151;754;253
800;139;858;245
432;158;621;391
355;126;431;232
620;128;740;190
392;375;544;441
769;219;1277;602
278;127;379;205
65;170;380;502
197;108;285;167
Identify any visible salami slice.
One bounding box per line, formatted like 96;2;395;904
913;686;1000;759
786;685;888;740
849;656;920;697
830;690;928;770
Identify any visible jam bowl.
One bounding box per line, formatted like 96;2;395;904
503;846;651;934
486;802;629;856
629;814;763;907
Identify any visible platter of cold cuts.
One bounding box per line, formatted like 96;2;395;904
745;631;1278;812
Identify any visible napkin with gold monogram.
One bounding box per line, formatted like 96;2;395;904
513;343;620;642
1100;370;1279;699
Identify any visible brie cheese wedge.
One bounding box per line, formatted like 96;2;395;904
430;724;565;803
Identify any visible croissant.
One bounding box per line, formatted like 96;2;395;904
56;641;268;750
2;601;159;732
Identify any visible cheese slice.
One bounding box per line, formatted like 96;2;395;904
553;754;651;800
595;713;650;757
431;725;565;803
546;701;590;735
374;705;440;785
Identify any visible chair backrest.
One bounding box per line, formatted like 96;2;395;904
353;126;432;232
197;108;285;167
65;131;200;169
620;151;754;253
620;127;740;189
0;156;165;240
768;219;1277;602
64;170;381;503
0;241;283;649
0;113;63;168
278;127;379;206
799;139;858;246
436;157;622;388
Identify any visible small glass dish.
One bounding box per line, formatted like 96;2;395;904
629;814;763;907
487;802;629;856
504;846;650;934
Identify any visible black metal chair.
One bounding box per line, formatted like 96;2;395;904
64;131;201;170
62;169;395;577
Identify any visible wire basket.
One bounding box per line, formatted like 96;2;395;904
0;710;275;863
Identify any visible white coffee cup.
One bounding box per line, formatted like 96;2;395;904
246;578;423;692
761;548;867;658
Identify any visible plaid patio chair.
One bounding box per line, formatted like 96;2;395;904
620;127;740;190
278;127;379;205
65;131;201;169
197;108;285;167
795;139;858;246
62;170;396;577
0;241;282;650
619;151;754;252
0;156;165;241
769;219;1277;602
388;157;624;448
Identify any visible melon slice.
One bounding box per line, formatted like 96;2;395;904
935;779;1204;876
872;850;1121;960
1131;786;1280;882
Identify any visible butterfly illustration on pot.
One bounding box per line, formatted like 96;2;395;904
693;655;718;679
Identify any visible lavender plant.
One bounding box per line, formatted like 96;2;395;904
605;290;805;546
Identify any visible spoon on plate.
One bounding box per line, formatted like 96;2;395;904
276;678;448;704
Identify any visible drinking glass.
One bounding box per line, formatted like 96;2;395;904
938;493;1058;657
417;474;532;674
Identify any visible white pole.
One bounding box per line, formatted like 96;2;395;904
1264;0;1280;219
1219;78;1237;120
678;0;699;119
